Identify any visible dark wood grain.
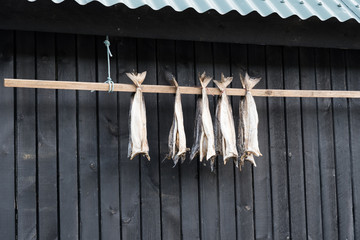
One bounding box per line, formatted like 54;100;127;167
283;47;307;240
248;44;273;240
231;43;255;240
15;31;37;240
0;30;15;240
36;32;58;240
1;31;360;240
56;33;79;240
299;47;323;240
315;48;338;240
117;37;141;240
266;46;290;240
77;35;100;240
346;49;360;240
330;49;354;240
137;38;162;240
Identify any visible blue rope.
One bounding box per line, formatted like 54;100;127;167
104;36;114;93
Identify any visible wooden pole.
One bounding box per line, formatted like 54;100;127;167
4;78;360;98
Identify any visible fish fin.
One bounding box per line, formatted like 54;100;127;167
162;154;171;163
173;156;179;167
246;154;256;167
210;157;217;173
144;152;151;161
126;71;147;86
240;72;261;90
199;72;212;88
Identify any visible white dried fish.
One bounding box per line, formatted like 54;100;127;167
190;73;216;166
165;77;188;165
238;73;262;169
214;74;238;165
127;71;150;161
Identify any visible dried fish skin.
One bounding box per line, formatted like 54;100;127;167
238;73;262;168
165;78;188;165
214;74;238;164
126;71;150;161
200;75;216;162
190;97;202;160
190;73;216;165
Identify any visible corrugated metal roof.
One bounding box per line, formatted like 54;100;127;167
31;0;360;23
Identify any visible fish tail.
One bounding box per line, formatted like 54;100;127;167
164;71;178;87
214;74;233;91
199;72;212;88
126;71;147;86
240;72;261;90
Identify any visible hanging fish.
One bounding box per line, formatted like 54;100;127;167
237;73;262;169
165;75;188;165
127;71;150;161
214;74;238;166
190;72;216;167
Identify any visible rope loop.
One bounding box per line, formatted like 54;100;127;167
104;35;114;93
105;77;114;93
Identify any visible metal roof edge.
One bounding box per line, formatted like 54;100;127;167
28;0;360;23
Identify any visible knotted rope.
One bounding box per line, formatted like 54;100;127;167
104;36;114;92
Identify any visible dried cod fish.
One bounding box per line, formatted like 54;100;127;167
127;71;150;161
165;76;188;165
190;73;216;167
214;74;238;165
238;73;262;169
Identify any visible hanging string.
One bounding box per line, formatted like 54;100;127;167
104;36;114;92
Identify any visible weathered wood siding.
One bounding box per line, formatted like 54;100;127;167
0;30;359;240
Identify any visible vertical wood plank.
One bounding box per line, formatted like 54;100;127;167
347;49;360;240
299;47;323;240
96;36;121;240
157;39;181;240
315;48;338;240
231;43;255;240
57;33;79;240
36;32;58;240
330;49;354;240
213;42;237;240
137;38;162;240
16;31;37;240
248;44;273;240
118;37;141;240
266;46;290;240
195;41;219;240
176;40;200;240
0;30;15;240
283;47;307;240
77;35;100;240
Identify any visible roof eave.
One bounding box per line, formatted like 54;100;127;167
2;0;360;49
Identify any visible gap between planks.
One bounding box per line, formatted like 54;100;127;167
4;78;360;98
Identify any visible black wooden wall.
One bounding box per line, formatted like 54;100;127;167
0;30;360;240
